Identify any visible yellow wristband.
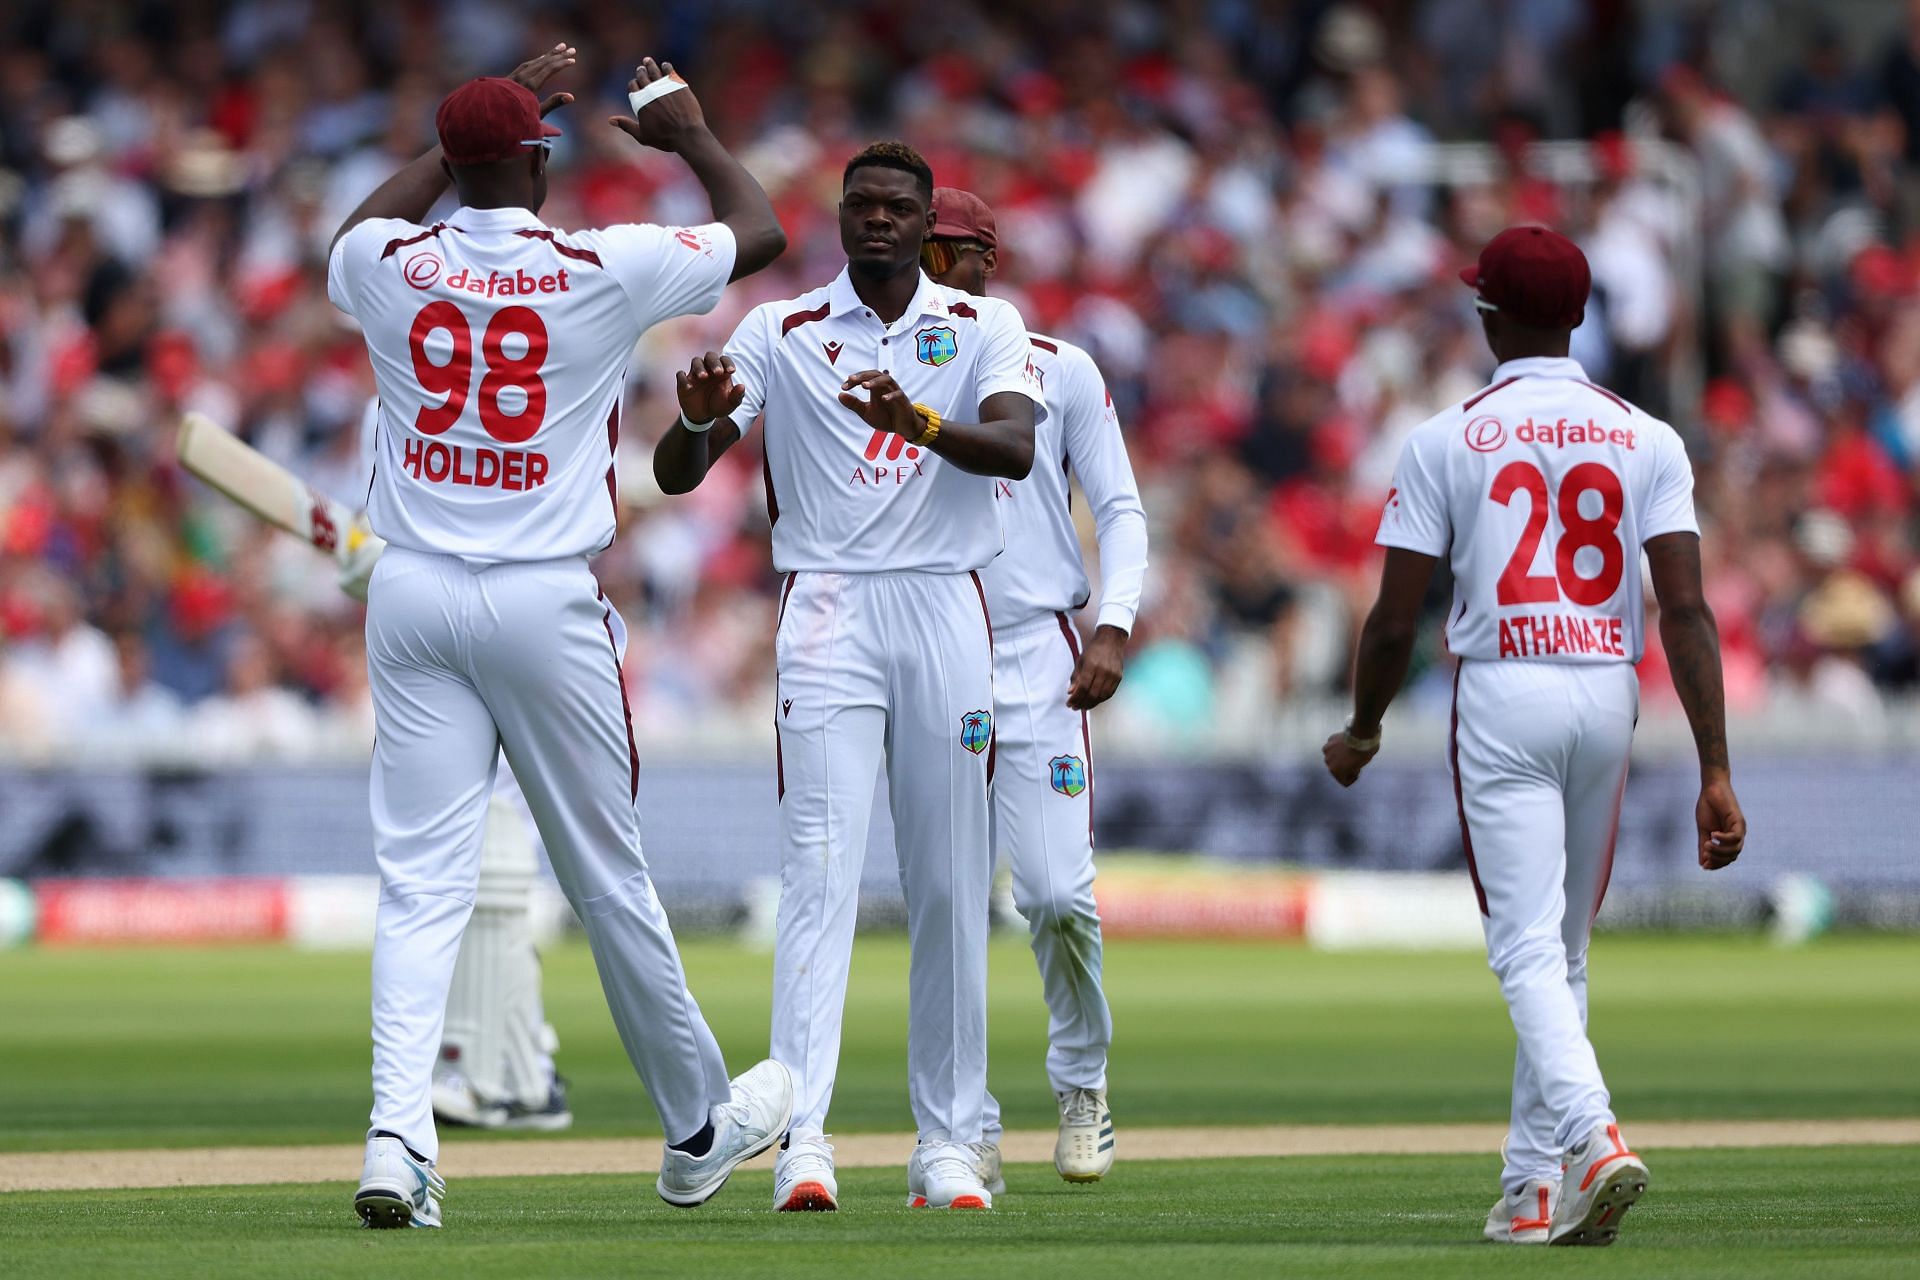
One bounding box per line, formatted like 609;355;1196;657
910;403;942;446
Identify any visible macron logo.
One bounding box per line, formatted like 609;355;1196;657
823;340;844;366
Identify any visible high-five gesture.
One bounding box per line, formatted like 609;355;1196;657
609;58;707;153
508;42;577;118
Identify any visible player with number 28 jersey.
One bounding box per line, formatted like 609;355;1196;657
1327;227;1746;1249
1377;359;1698;663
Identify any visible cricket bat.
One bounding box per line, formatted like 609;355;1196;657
175;412;370;563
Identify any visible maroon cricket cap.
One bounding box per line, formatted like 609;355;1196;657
930;187;998;250
1458;226;1591;329
435;77;561;167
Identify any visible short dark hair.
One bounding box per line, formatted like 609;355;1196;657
842;140;933;201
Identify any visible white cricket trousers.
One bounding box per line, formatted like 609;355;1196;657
1450;658;1635;1187
364;547;729;1161
771;569;996;1144
982;612;1110;1141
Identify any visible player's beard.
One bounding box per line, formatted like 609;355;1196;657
848;248;918;282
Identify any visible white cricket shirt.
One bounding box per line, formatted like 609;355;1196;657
1376;356;1698;664
978;332;1148;632
724;268;1046;576
328;206;736;562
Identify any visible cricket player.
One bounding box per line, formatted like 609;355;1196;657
653;142;1044;1212
339;399;571;1134
326;47;796;1227
1323;226;1747;1247
922;188;1147;1188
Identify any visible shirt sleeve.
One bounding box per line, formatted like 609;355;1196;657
721;304;775;431
1060;349;1148;634
972;299;1047;424
585;221;738;332
1375;429;1451;556
325;218;413;319
1642;425;1701;540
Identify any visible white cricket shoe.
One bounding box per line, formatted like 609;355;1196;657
656;1059;793;1208
773;1135;839;1211
354;1135;444;1229
1054;1087;1114;1182
1483;1177;1558;1244
967;1140;1007;1195
1550;1121;1649;1246
431;1065;499;1128
906;1141;993;1210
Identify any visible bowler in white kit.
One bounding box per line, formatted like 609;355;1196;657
325;48;796;1227
1324;226;1747;1247
653;142;1044;1212
923;188;1148;1188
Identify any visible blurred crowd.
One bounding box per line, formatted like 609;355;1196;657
4;0;1920;762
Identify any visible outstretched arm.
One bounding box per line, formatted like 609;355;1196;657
331;44;577;250
608;60;785;281
1646;531;1746;869
837;375;1035;479
1323;547;1440;786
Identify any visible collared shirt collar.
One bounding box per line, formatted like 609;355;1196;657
1492;355;1588;382
446;205;546;231
828;266;948;334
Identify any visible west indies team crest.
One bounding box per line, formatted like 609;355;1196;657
916;325;959;367
960;709;992;755
1048;754;1087;798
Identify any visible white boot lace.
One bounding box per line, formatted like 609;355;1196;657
1058;1088;1102;1127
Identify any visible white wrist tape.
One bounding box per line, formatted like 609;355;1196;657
679;409;715;434
629;75;689;115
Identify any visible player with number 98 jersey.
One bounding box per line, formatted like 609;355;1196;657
327;60;797;1230
1376;364;1697;665
329;212;734;562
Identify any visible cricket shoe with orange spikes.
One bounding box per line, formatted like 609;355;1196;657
1550;1122;1649;1246
773;1135;839;1211
1483;1177;1558;1244
906;1141;993;1210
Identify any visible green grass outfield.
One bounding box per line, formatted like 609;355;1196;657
2;935;1916;1277
3;934;1915;1150
1;1150;1915;1279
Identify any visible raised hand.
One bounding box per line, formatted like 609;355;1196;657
837;371;922;437
608;58;707;153
508;42;578;117
676;352;744;425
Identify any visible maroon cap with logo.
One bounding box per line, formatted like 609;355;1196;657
1458;226;1591;329
930;187;998;250
435;77;561;167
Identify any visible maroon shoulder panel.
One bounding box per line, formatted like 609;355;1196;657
514;228;604;268
780;302;832;338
